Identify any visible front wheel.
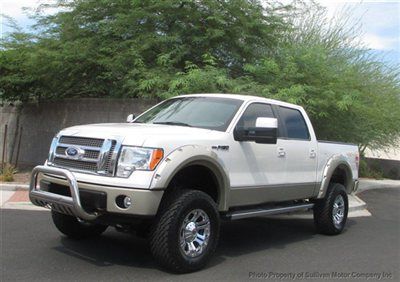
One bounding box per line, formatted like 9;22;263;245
313;183;349;235
51;211;108;239
149;190;220;273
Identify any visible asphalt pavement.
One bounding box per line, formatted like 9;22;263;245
1;188;399;281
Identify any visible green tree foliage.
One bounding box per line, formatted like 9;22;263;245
240;4;400;150
1;0;399;151
1;0;288;99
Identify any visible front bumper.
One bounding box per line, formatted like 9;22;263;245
29;165;164;220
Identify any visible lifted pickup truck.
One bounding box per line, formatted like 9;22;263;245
30;94;359;273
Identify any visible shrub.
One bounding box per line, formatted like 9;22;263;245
0;163;18;182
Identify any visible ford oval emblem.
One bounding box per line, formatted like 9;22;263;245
65;147;78;157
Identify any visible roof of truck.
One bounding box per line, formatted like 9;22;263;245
178;93;302;109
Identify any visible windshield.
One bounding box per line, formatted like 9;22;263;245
134;97;243;131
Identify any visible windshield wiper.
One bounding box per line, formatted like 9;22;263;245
153;121;192;127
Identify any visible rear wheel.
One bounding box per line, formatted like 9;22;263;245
149;190;220;273
51;210;108;239
313;183;348;235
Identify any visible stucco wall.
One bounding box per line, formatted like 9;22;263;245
0;98;157;168
365;145;400;161
365;158;400;180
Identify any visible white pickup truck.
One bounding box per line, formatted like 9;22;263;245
30;94;359;273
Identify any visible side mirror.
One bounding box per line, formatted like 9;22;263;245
234;117;278;144
126;114;135;123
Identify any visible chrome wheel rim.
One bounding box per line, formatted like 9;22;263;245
332;195;345;228
179;209;211;258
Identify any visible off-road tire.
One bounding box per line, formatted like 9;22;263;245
51;210;108;239
149;190;220;273
313;183;348;235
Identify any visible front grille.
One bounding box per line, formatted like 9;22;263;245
104;142;116;173
59;136;104;147
84;150;100;159
53;158;98;172
55;147;65;155
51;135;119;175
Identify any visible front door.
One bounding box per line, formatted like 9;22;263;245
227;102;287;206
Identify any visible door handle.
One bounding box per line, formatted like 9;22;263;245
277;147;286;157
309;149;316;159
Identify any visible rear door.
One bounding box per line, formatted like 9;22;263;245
275;106;317;197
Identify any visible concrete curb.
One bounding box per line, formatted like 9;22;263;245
348;194;367;212
358;178;400;193
0;183;29;191
1;202;47;211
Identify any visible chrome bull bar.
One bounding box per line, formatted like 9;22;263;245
29;165;98;221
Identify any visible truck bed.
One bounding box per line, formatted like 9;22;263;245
317;140;359;184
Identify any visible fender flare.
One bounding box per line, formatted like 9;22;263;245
317;154;354;198
149;145;230;211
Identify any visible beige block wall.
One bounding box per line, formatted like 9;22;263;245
365;144;400;161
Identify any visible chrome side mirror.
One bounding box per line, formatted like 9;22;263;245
255;117;277;129
234;117;278;144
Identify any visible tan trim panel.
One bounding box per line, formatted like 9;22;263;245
229;182;318;207
41;174;163;216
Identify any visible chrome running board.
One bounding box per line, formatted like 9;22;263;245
226;203;314;220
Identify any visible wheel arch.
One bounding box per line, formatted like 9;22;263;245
317;154;354;198
150;145;230;211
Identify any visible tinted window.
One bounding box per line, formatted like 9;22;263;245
279;106;310;140
237;103;274;128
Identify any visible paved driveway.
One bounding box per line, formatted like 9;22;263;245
1;188;399;281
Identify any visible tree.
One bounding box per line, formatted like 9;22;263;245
240;3;400;151
1;0;289;100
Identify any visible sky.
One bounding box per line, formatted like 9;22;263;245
318;0;400;64
1;0;399;64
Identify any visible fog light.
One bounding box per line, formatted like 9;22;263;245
123;196;132;208
116;195;132;209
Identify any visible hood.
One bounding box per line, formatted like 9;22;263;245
59;123;226;147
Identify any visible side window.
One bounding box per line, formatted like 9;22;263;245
279;106;310;140
237;103;274;128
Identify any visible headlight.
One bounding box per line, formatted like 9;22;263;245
116;146;164;178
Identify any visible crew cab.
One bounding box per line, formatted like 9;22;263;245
30;94;359;273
